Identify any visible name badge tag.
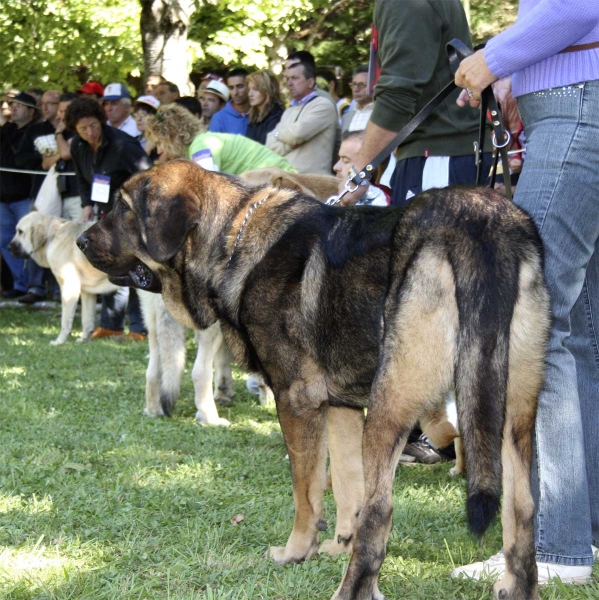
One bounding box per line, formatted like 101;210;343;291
192;148;217;171
91;174;111;204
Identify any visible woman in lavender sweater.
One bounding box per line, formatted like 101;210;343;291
453;0;599;587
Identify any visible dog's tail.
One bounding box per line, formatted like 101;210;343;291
157;308;187;417
452;242;519;537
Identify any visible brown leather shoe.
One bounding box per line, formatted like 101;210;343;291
91;327;124;339
17;292;46;304
126;331;147;341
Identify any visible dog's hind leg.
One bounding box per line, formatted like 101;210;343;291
78;292;96;342
333;250;457;600
269;396;328;565
319;406;365;556
212;326;235;405
493;261;549;600
192;323;230;425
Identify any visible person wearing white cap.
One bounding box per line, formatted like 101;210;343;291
209;68;250;135
132;95;160;151
197;80;229;129
103;83;140;138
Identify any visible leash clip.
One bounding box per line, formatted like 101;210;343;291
326;166;372;206
326;178;360;206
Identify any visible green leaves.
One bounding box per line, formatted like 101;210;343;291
0;0;141;91
0;1;518;107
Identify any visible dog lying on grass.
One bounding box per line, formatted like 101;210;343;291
78;161;550;600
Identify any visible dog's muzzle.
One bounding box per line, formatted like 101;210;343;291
76;233;89;253
8;240;28;259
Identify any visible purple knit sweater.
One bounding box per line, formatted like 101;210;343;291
485;0;599;97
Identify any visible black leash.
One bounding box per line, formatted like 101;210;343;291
329;38;512;205
447;39;512;199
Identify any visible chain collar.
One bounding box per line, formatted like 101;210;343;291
225;195;270;269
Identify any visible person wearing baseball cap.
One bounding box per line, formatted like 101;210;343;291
76;81;104;102
102;83;140;138
208;67;250;135
133;95;160;151
199;73;225;91
197;80;229;129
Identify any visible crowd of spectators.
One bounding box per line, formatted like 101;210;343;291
0;54;384;309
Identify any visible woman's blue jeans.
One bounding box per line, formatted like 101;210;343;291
0;199;31;292
516;80;599;566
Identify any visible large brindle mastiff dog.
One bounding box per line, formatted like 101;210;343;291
77;160;550;600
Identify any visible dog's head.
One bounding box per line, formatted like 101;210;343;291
77;161;205;294
77;161;250;329
8;212;53;260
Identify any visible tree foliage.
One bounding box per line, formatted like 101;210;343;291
1;0;517;94
0;0;141;91
469;0;518;44
188;0;373;76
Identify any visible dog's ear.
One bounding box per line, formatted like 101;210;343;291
30;220;47;252
144;193;199;263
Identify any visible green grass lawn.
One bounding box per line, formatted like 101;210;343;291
0;304;597;599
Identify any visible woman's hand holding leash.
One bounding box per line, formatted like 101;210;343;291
455;49;498;107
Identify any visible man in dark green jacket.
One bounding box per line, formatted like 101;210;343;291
341;0;491;207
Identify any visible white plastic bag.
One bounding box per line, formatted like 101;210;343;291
34;165;62;217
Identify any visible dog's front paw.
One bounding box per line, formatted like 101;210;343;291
50;337;67;346
319;537;352;556
449;465;463;477
76;336;91;343
493;578;539;600
195;411;230;427
268;545;309;565
144;407;165;417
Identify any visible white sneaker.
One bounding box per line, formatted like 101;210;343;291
451;551;593;585
536;562;592;585
451;551;506;580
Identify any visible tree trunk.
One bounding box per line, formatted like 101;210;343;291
139;0;197;95
462;0;471;24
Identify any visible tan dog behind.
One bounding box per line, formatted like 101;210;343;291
138;290;233;426
9;212;119;344
240;167;339;201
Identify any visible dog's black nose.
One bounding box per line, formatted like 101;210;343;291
76;234;88;253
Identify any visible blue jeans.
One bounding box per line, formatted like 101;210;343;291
0;199;31;292
516;80;599;566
